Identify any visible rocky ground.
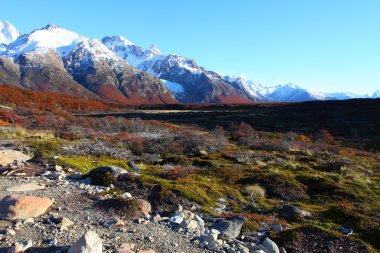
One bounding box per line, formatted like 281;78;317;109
0;174;207;253
0;135;371;253
0;137;283;253
0;136;207;253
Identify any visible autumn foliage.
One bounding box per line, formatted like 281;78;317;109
0;85;115;113
0;110;23;125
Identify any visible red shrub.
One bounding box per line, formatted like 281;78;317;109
0;110;23;125
164;166;194;180
319;129;335;142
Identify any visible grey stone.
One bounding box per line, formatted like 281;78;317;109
262;237;280;253
209;216;245;239
272;224;283;233
170;204;183;214
278;205;311;221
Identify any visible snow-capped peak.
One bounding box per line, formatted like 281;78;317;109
0;21;21;45
148;44;162;55
70;38;121;60
281;83;301;89
102;35;134;49
42;24;61;31
4;24;87;57
372;90;380;98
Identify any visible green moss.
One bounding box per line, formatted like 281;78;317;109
274;225;373;253
241;220;260;233
141;173;246;212
237;170;309;201
324;205;380;249
58;155;131;173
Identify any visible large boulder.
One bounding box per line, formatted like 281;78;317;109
278;204;311;222
209;216;245;239
0;195;53;220
0;150;31;166
68;230;102;253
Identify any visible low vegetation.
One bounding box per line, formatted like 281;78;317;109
1;85;379;252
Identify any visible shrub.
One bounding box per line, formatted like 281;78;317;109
163;165;194;180
230;122;256;139
244;184;266;198
298;134;311;142
340;166;372;187
0;110;23;125
238;172;309;201
250;139;292;152
62;139;133;160
318;129;335;143
96;198;139;218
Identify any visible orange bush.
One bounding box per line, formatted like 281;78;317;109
298;134;311;142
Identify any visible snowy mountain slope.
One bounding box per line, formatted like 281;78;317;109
102;36;164;68
0;21;20;45
328;92;370;100
65;38;175;104
0;24;176;104
103;35;380;103
372;90;380;98
4;24;86;57
0;44;6;53
160;79;185;95
264;83;334;102
105;35;363;103
102;36;259;103
220;76;335;102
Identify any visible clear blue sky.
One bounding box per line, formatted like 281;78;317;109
1;0;379;94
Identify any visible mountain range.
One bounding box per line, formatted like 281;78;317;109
1;21;379;104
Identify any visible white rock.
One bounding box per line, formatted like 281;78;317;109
55;165;63;171
60;217;75;231
23;218;35;224
169;212;184;224
209;229;220;235
7;239;33;253
68;230;102;253
180;219;198;230
121;192;132;198
6;229;16;235
194;215;205;226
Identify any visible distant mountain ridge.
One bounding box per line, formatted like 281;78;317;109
0;21;378;104
101;35;379;102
